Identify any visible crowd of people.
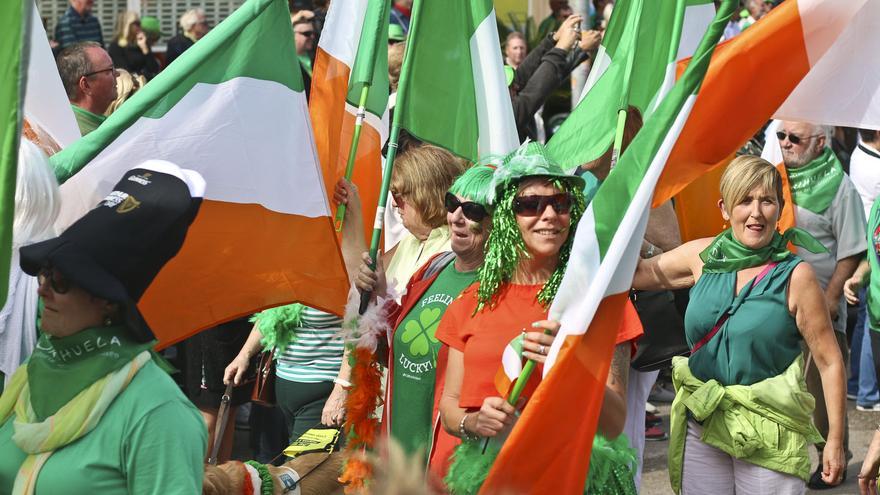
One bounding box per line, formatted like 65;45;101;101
2;0;880;494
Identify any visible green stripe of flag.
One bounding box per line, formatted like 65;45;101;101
593;0;734;257
0;1;30;309
548;0;710;171
346;0;390;117
50;0;301;183
396;0;494;161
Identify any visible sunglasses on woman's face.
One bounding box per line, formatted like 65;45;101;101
512;193;573;216
38;266;70;294
444;192;489;222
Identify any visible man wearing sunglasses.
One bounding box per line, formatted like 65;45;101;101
56;41;119;136
292;11;317;86
779;120;866;489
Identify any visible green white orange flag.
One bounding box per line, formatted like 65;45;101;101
0;1;31;309
396;0;518;161
49;0;349;346
309;0;389;239
547;0;715;170
480;2;736;492
658;0;867;241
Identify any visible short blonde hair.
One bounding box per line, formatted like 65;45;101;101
719;155;784;215
391;144;467;229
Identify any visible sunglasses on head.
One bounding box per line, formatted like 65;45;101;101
38;266;70;294
444;192;489;222
776;131;821;145
512;193;573;216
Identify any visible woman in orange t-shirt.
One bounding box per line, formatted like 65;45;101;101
433;143;641;491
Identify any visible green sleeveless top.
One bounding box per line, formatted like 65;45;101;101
685;256;803;386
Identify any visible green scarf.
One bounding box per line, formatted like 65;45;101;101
26;326;155;420
867;199;880;330
700;228;827;273
252;303;304;355
785;147;844;214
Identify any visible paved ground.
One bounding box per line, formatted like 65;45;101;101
641;401;875;495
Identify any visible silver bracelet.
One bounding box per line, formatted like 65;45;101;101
459;413;479;441
333;378;352;388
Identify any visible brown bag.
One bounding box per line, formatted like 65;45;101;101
251;350;276;407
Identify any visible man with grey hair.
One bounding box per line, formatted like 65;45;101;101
166;8;210;66
778;119;866;489
56;41;118;135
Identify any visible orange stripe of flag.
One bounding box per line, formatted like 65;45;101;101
143;199;349;348
654;0;811;208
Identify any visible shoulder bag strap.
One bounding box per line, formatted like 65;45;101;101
691;262;778;354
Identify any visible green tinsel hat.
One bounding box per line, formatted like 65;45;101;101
448;164;496;208
486;141;585;204
476;141;587;310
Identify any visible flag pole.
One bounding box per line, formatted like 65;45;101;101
609;0;644;170
334;84;371;231
358;0;423;314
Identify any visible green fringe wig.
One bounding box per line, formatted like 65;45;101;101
250;303;305;355
476;176;586;310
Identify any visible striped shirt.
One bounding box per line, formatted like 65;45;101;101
55;7;103;50
275;307;344;383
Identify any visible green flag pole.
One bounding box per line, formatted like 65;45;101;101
358;0;424;314
334;84;371;231
609;0;644;170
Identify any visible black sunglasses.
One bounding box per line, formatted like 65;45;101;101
38;266;71;294
296;30;317;37
512;193;573;216
445;192;489;222
776;131;821;145
83;66;115;78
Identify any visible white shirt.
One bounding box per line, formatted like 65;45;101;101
848;142;880;219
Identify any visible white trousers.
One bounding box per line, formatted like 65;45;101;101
623;369;658;491
681;421;805;495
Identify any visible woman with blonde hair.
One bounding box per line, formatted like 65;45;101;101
383;144;468;295
632;155;846;494
108;11;160;79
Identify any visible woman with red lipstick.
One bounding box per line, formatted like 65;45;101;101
632;155;846;494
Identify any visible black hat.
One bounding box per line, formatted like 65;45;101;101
20;160;205;342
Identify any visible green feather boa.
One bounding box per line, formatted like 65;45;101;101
251;303;305;354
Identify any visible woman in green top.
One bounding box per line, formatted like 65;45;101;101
0;163;207;494
632;155;846;494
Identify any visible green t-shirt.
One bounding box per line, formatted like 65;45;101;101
390;262;476;458
71;104;106;136
0;360;207;494
868;197;880;331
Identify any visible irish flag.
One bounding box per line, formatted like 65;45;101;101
481;1;736;492
548;0;716;170
396;0;518;161
309;0;388;238
659;0;867;241
49;0;349;346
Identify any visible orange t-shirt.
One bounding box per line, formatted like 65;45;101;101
435;283;643;409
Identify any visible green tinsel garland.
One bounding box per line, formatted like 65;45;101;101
251;303;305;355
476;178;586;310
244;461;274;495
443;433;637;495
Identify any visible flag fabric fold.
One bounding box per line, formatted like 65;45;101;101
396;0;518;162
49;0;349;347
656;0;867;215
547;0;715;171
480;1;738;492
309;0;389;239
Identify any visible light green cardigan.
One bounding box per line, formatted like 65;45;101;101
668;355;823;493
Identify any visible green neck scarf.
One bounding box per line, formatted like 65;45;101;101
785;147;844;214
26;326;155;420
700;228;827;273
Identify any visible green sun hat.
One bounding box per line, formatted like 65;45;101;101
140;16;166;37
389;23;406;42
488;141;586;203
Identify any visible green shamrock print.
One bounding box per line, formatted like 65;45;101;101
401;307;442;356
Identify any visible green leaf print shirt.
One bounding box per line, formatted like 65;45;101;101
390;262;476;458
